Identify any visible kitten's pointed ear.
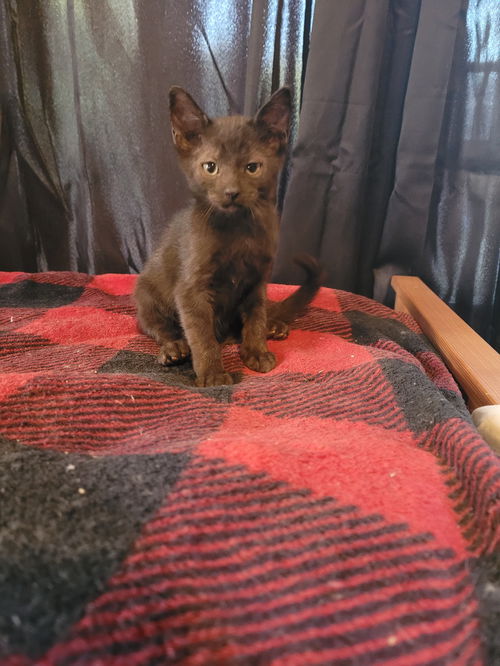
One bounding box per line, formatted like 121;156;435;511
169;86;210;153
254;87;291;153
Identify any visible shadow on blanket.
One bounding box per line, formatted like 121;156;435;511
0;271;499;665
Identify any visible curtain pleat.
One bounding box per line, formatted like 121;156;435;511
274;0;499;348
0;0;311;273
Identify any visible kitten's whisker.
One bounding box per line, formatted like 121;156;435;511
200;204;213;225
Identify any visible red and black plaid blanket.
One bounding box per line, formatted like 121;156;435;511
0;271;499;666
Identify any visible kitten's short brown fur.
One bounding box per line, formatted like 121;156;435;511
134;86;322;387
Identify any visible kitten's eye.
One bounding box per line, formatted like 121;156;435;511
246;162;262;174
202;161;218;175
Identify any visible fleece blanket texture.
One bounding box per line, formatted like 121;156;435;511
0;271;499;666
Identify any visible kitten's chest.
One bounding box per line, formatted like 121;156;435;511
208;248;270;343
210;247;270;295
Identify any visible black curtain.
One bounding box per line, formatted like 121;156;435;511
1;0;499;349
0;0;312;273
274;0;500;349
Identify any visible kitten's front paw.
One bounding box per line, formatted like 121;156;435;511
241;349;276;373
267;319;289;340
195;371;234;387
158;339;191;365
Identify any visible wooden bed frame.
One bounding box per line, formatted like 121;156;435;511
391;276;500;412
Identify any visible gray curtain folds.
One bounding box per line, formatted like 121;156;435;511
0;0;311;273
274;0;499;348
373;0;500;348
421;1;500;346
274;0;395;291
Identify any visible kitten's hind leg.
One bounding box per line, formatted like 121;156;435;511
145;316;191;366
266;300;290;340
157;338;191;365
135;281;191;365
267;318;289;340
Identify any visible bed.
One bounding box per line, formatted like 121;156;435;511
0;270;499;666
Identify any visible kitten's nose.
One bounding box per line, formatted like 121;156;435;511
224;189;239;202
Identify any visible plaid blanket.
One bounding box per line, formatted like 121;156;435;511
0;271;499;666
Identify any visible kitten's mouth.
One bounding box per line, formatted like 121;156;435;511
220;203;244;214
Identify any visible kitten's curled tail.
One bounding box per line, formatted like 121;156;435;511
267;253;324;325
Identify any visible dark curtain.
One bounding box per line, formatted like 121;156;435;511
0;0;312;273
274;0;500;349
1;0;499;349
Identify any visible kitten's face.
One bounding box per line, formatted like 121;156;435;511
184;117;282;214
169;88;291;216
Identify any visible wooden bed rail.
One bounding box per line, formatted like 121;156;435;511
391;276;500;411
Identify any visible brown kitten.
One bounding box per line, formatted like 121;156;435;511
134;86;322;387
